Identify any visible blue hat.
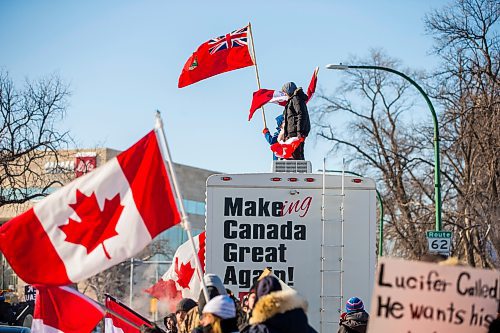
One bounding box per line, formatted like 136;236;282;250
346;297;364;313
275;114;284;128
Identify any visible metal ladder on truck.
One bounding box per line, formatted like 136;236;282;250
319;158;345;333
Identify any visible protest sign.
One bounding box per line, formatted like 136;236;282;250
368;257;499;333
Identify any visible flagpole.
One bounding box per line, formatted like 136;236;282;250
248;22;267;128
64;288;148;330
105;308;142;330
154;111;210;301
104;293;153;329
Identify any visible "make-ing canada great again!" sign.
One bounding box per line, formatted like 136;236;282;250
368;257;499;333
206;189;321;296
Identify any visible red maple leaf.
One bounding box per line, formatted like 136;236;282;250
174;257;195;289
59;190;124;259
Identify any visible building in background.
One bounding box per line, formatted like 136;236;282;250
0;147;217;303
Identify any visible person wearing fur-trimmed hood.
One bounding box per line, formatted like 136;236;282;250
248;276;317;333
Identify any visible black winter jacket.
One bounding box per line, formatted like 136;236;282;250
337;311;369;333
248;290;317;333
283;88;310;139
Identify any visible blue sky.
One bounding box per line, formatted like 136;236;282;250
0;0;448;174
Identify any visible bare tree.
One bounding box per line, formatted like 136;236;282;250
425;0;499;267
314;50;434;259
0;70;71;207
314;0;499;267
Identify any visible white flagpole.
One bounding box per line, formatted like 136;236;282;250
153;111;209;301
248;22;267;129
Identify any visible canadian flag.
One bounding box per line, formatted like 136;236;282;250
270;137;305;159
104;295;152;333
248;90;289;121
248;67;319;121
32;285;105;333
0;131;180;286
145;231;205;304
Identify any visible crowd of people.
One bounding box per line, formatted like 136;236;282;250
142;274;375;333
0;294;33;327
142;270;500;333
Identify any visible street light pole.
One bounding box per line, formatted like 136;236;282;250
326;64;442;231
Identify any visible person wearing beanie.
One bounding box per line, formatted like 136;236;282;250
281;81;310;160
184;274;229;333
176;298;197;333
248;276;317;333
337;297;369;333
200;295;239;333
262;114;285;160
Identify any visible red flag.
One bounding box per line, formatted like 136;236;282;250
105;295;152;333
270;137;305;159
32;286;105;333
248;89;288;120
178;25;254;88
248;67;319;121
145;232;205;304
306;67;319;102
0;131;181;286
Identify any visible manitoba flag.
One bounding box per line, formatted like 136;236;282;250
0;131;181;286
271;137;305;159
248;67;319;121
32;286;105;333
178;25;255;88
145;231;205;304
105;294;152;333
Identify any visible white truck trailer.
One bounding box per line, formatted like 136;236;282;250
205;161;377;332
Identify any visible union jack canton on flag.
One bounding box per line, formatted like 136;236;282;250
208;26;249;55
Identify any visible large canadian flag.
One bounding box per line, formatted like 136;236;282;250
0;131;181;285
32;285;105;333
145;231;205;305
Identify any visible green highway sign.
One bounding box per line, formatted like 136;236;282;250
426;230;453;255
426;231;452;238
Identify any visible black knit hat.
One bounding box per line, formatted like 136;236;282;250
176;298;196;313
256;276;282;300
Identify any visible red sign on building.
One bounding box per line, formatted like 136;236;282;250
75;153;97;178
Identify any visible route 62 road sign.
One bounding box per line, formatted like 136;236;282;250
426;231;452;256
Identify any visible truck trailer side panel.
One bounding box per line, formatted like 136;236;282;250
205;173;376;331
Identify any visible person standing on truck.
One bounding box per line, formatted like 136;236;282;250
282;82;310;160
337;297;369;333
262;115;285;160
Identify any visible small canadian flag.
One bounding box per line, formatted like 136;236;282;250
0;131;181;286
